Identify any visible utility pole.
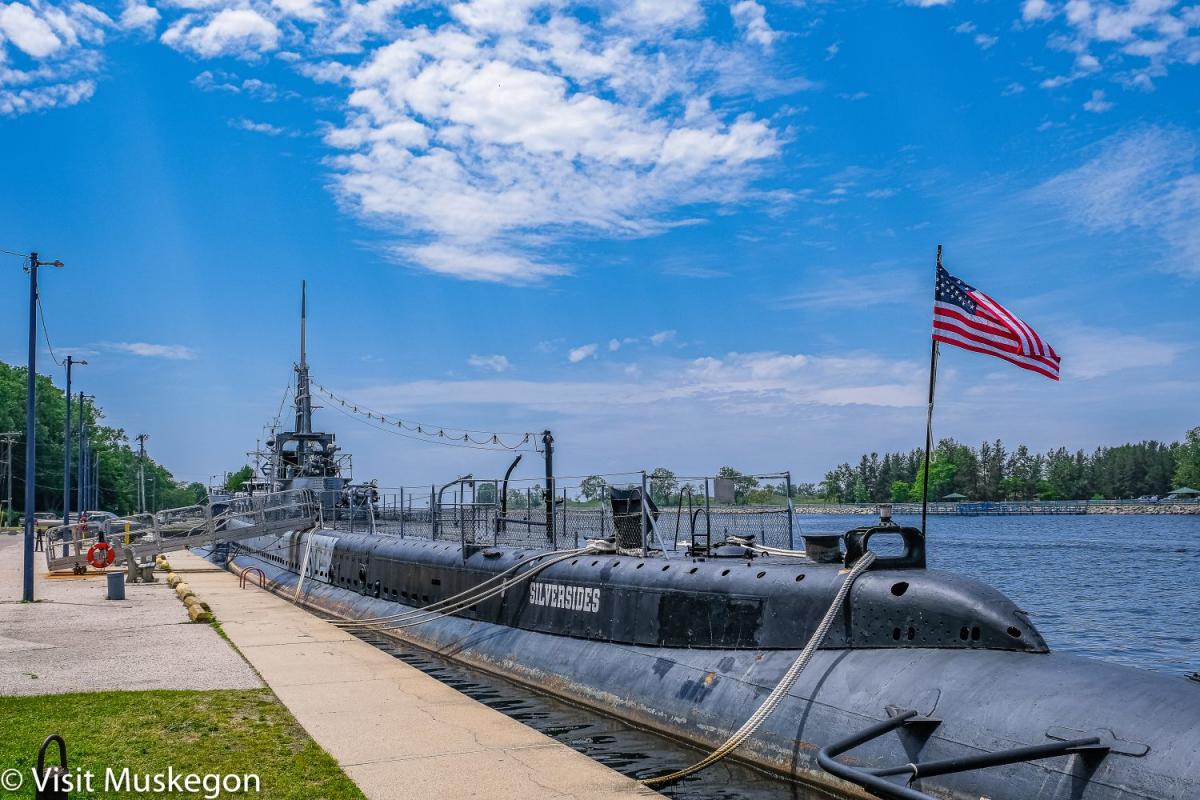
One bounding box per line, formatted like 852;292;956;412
0;432;19;523
136;433;149;513
77;393;92;515
62;356;87;525
22;251;64;602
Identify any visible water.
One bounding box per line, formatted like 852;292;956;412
351;514;1199;799
798;513;1200;676
355;630;833;800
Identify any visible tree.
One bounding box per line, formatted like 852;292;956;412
579;475;607;501
649;467;677;503
1173;426;1200;489
224;465;254;492
476;482;497;504
908;460;957;502
0;359;203;516
717;466;758;503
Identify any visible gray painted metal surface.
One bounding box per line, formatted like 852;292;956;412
215;530;1200;800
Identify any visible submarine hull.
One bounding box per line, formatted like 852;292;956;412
218;539;1200;800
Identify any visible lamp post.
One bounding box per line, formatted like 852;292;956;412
22;251;64;602
77;392;92;517
62;356;87;526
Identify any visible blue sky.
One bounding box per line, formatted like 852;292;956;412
1;0;1198;489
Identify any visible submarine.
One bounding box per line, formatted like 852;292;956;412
212;292;1200;800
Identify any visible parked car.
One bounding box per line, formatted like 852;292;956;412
17;512;63;531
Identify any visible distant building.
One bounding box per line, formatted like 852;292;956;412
1166;487;1200;500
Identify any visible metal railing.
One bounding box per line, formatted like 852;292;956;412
42;489;320;572
321;472;798;554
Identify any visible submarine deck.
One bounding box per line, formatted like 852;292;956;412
171;550;658;800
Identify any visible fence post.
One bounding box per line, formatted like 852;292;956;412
640;471;649;556
785;470;794;550
704;477;712;546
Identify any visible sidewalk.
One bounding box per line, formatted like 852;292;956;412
173;551;657;800
0;535;261;695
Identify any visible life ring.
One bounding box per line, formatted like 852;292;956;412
87;541;114;569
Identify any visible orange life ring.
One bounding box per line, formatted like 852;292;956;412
87;541;114;569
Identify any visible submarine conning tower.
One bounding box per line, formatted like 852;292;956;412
264;280;349;508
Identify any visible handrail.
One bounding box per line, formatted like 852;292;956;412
815;709;1108;800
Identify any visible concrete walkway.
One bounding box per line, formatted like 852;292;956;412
0;535;261;695
173;551;656;800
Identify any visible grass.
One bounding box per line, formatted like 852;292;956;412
0;689;365;800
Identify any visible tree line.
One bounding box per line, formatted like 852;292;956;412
817;428;1200;503
0;360;207;522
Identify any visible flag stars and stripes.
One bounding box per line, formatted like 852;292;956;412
932;263;1061;381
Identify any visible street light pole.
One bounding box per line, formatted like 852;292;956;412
77;392;91;516
136;433;149;513
22;251;64;602
62;356;87;525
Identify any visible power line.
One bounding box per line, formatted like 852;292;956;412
36;294;62;367
1;247;29;259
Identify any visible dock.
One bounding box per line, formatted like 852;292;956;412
169;551;657;800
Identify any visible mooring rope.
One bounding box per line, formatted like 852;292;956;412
640;551;877;788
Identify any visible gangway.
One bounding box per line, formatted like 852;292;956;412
42;490;320;577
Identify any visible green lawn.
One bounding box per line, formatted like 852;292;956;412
0;689;365;799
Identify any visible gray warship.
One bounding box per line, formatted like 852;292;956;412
212;290;1200;800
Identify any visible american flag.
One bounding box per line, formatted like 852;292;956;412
933;263;1061;380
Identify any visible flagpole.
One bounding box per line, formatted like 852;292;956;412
920;244;942;536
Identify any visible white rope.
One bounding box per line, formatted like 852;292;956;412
374;547;591;632
641;551;877;788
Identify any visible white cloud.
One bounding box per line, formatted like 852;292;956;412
0;78;93;114
0;0;109;115
102;341;197;359
1082;88;1114;111
320;4;784;282
228;116;290;135
272;0;324;23
1033;127;1200;275
1056;326;1182;379
0;2;62;56
906;0;952;6
467;353;512;372
568;343;598;363
1021;0;1200;89
346;350;926;424
649;330;676;346
1022;0;1052;22
160;8;279;58
119;0;159;31
608;338;621;352
974;33;998;49
774;269;922;310
730;1;777;50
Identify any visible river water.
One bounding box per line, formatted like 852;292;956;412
357;514;1200;799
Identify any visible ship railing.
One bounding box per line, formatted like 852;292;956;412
321;471;797;555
